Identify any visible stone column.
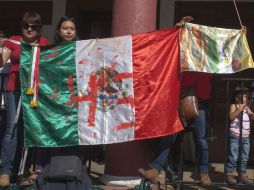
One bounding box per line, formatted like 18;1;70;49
111;0;157;36
100;0;157;187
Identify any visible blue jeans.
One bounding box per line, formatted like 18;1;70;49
150;134;177;171
193;108;209;173
0;91;22;174
150;108;209;172
155;105;209;175
225;134;250;173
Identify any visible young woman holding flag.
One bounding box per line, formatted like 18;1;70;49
0;12;48;188
19;16;79;188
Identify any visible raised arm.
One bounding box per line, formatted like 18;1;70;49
241;26;247;35
175;16;194;28
229;103;245;121
245;105;254;120
0;38;11;67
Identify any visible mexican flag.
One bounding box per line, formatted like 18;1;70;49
180;23;254;73
20;27;183;147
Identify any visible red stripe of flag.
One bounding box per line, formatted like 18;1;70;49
132;27;183;139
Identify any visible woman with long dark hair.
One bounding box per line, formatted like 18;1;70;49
19;16;79;187
54;16;78;43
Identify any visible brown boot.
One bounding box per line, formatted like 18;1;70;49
200;172;212;186
0;174;10;188
226;173;237;185
240;173;252;184
138;168;160;184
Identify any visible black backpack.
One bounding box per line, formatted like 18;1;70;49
36;156;92;190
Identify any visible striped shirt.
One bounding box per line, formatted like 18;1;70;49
230;105;250;137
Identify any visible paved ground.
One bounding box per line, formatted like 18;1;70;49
89;161;254;190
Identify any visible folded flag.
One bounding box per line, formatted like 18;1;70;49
180;23;254;73
20;27;183;147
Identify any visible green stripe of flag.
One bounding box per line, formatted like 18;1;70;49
20;42;79;147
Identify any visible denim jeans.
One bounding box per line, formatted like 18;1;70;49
166;131;184;189
0;91;23;174
150;108;209;172
193;108;209;173
0;110;7;145
225;134;250;173
150;134;177;171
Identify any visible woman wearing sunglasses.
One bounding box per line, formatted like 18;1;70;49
17;16;80;188
0;12;48;188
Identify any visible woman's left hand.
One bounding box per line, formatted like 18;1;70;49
241;26;247;35
175;16;194;27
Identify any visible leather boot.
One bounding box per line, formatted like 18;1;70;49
240;173;252;184
0;174;10;188
138;168;160;184
226;173;237;185
200;173;211;186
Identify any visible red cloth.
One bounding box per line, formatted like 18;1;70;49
132;27;183;140
181;72;212;100
4;36;48;91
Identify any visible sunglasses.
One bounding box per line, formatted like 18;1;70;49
22;23;41;31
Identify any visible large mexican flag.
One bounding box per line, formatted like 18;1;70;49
20;27;183;147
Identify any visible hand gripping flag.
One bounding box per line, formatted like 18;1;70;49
20;27;183;147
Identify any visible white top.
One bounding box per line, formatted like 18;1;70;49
230;105;250;137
